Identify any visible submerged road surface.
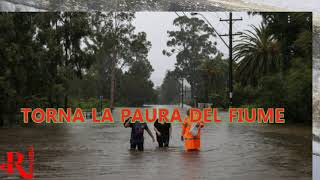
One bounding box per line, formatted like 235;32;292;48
0;105;311;179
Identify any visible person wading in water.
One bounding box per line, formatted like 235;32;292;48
124;117;155;151
181;109;204;151
154;119;172;147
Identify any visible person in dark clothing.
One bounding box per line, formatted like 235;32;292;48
124;117;155;151
154;119;172;147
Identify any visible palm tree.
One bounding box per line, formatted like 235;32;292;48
234;23;282;86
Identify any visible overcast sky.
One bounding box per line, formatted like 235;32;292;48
133;12;262;87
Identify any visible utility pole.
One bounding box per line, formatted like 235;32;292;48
220;12;242;107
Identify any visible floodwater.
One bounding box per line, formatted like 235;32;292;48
0;105;311;179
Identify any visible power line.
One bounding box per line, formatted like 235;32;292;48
191;12;229;48
220;12;243;107
179;12;243;106
212;12;229;30
174;12;181;17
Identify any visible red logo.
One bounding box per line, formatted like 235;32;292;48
0;146;34;179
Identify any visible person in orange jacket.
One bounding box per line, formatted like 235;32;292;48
181;109;204;151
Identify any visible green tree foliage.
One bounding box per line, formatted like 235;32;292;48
162;15;228;106
0;12;157;126
163;16;218;99
159;70;181;104
283;58;311;122
63;12;156;108
234;12;312;122
262;12;312;66
234;23;282;86
0;13;36;116
0;12;96;125
35;12;95;108
90;12;152;109
120;59;157;106
197;53;228;104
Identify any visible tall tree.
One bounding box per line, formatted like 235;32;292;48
198;53;228;103
0;13;36;125
90;12;151;109
260;12;312;66
159;70;180;104
120;59;157;106
234;23;282;86
163;15;218;99
0;12;95;126
36;12;94;108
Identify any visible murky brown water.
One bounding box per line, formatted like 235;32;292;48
0;105;312;179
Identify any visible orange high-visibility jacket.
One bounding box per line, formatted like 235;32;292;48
181;117;204;150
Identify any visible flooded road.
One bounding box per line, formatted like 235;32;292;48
0;105;311;179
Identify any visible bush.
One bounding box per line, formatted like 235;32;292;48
21;96;50;109
71;97;110;111
283;58;311;122
256;73;286;108
253;58;311;123
233;83;258;107
234;58;311;123
210;92;228;108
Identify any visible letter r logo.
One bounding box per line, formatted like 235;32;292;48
0;146;34;179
